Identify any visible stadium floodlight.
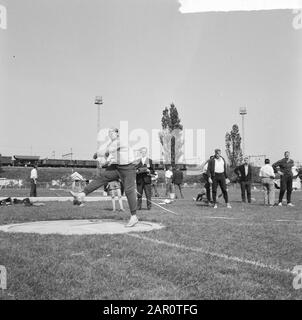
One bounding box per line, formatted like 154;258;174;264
94;96;103;105
239;107;247;116
239;107;247;156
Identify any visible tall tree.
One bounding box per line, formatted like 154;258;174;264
159;103;183;166
225;124;243;168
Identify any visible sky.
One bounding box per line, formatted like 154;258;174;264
1;0;302;164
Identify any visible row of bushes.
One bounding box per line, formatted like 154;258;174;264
0;167;98;182
1;165;301;185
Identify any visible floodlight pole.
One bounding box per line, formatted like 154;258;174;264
94;96;103;175
239;107;247;156
95;96;103;150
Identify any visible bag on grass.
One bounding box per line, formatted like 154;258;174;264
23;198;33;206
0;197;13;206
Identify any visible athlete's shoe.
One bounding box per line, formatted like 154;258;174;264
73;199;85;207
278;202;283;207
226;203;232;209
125;215;139;227
287;203;295;207
213;204;218;209
70;191;86;205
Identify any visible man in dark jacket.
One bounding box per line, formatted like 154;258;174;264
172;166;184;198
272;151;295;207
136;147;154;210
234;157;253;203
207;149;231;209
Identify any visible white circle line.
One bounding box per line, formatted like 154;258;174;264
127;234;294;275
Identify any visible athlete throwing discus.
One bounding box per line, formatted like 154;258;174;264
70;127;139;227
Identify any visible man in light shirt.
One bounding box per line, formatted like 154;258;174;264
70;128;138;227
30;164;38;197
292;166;301;190
207;149;231;209
165;166;173;197
259;158;275;207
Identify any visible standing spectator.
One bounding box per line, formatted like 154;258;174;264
105;180;124;212
172;166;184;198
136;147;154;210
151;171;159;197
259;159;275;207
165;166;173;197
292;166;301;190
272;151;295;207
30;164;38;197
234;157;253;203
207;149;231;209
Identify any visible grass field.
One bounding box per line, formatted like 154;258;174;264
0;187;301;300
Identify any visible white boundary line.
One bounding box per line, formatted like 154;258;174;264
127;234;294;275
275;219;302;223
179;0;302;13
200;216;239;220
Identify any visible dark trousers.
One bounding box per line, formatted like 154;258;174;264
203;173;212;202
205;182;211;202
84;164;137;214
30;179;37;197
240;181;251;203
137;182;152;209
212;173;228;204
151;183;159;196
174;184;184;198
279;175;293;204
